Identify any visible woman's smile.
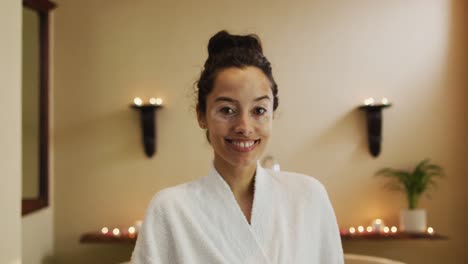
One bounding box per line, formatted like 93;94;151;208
225;138;261;152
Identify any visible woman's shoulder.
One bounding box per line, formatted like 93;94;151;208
146;177;205;212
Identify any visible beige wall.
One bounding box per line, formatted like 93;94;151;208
22;209;55;264
0;1;22;264
53;0;467;263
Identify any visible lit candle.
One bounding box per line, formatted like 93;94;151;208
149;97;163;106
101;227;109;235
371;218;385;232
112;228;120;236
128;226;136;235
427;227;434;235
383;226;390;233
391;226;397;233
349;227;356;234
364;98;375;106
381;97;389;105
366;226;373;232
358;226;364;233
133;97;143;106
134;220;143;232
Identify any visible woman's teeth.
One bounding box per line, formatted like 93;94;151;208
226;139;259;151
232;141;255;148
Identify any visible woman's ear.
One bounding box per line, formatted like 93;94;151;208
196;105;207;129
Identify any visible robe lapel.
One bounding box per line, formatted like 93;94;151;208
205;162;272;264
250;164;274;258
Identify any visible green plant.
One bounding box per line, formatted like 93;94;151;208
375;159;444;210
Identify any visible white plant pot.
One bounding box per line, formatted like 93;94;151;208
399;209;427;232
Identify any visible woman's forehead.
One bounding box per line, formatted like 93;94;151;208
211;67;272;99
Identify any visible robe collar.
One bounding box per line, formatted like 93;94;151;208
206;161;274;253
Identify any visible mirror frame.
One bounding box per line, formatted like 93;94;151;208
22;0;56;216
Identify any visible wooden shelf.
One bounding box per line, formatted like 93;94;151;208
80;232;137;244
80;231;448;244
340;232;448;241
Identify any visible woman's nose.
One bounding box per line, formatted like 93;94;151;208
233;113;253;136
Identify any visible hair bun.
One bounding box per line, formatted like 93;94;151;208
207;30;263;57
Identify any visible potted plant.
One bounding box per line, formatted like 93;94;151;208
375;159;444;232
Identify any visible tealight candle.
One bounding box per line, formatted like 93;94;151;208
383;226;390;233
101;227;109;234
391;226;397;233
427;227;434;235
128;226;136;235
134;220;143;232
133;97;143;106
371;218;385;232
112;228;120;236
366;226;373;232
349;227;356;234
149;97;163;106
364;98;375;106
358;226;364;233
381;97;389;105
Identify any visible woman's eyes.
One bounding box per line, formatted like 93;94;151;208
219;107;236;115
254;107;267;116
218;106;267;116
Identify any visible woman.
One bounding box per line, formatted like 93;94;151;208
131;31;344;264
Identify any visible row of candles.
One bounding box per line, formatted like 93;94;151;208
363;97;390;106
342;219;435;235
101;226;137;237
100;221;142;237
133;97;163;106
100;218;436;237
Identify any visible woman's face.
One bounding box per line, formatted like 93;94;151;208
198;66;274;170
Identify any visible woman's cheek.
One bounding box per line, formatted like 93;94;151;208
207;116;231;136
256;114;272;136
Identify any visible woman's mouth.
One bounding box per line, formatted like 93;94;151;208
225;139;260;152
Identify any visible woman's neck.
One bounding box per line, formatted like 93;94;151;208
213;158;257;198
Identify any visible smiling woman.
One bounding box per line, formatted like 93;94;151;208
131;31;344;264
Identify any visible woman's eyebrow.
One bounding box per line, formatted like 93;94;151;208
214;95;271;103
254;95;271;102
214;96;236;103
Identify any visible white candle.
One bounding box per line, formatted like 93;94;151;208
371;218;385;232
134;220;143;232
427;227;434;235
101;227;109;234
364;98;375;106
133;97;143;106
358;226;364;233
383;226;390;233
149;97;163;106
112;228;120;236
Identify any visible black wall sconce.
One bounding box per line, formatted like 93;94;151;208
131;97;163;158
358;98;392;158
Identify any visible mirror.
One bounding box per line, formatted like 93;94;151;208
22;0;56;216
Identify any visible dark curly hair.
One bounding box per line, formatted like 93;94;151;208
196;30;279;115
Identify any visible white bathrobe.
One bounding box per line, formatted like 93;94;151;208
131;164;344;264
